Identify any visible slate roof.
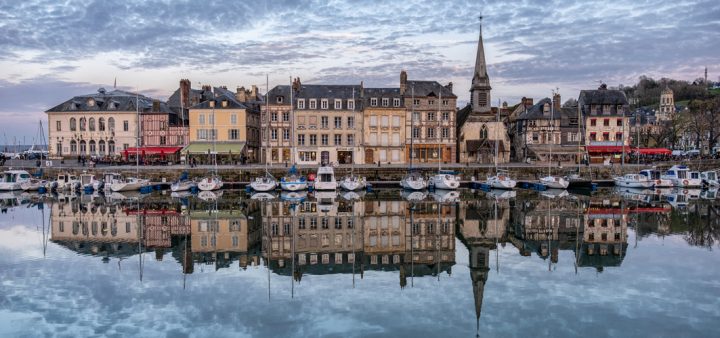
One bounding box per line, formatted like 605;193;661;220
456;104;472;129
295;84;362;100
45;89;172;114
363;88;404;107
167;87;210;111
406;80;456;98
266;85;292;105
516;98;562;120
578;88;629;106
189;87;254;110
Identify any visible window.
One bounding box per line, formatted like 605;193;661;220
229;129;239;140
334;116;342;129
334;99;342;109
321;99;328;109
412;127;420;138
393;98;400;107
442;100;449;106
70;140;77;153
392;116;401;127
321;134;328;145
321;116;328;128
309;99;317;109
441;128;449;138
442;112;449;121
108;141;115;154
98;118;105;131
299;151;316;161
590;132;597;141
347;117;354;129
231;114;237;124
427;127;435;138
70;118;76;131
381;133;389;146
271;129;278;140
532;133;539;142
603;119;610;126
616;119;623;126
392;132;400;146
310;135;317;145
334;134;342;145
602;132;610;141
369;132;378;145
283;129;290;140
283;112;289;122
271;113;278;122
108;118;115;131
427;112;435;121
382;98;389;106
347;134;354;146
413;99;420;105
412;111;420;122
370;98;378;106
381;116;389;127
79;117;86;131
88;118;95;131
429;100;435;106
159;136;166;145
298;134;305;145
123;120;129;132
615;132;623;141
347;100;355;110
480;125;488;139
298;99;305;109
590;118;596;127
56;120;61;131
369;115;377;127
199;114;205;125
98;140;105;154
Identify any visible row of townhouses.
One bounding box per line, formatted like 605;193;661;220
45;20;635;165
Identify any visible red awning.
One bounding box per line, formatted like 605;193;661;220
586;146;630;154
632;148;671;155
124;146;183;155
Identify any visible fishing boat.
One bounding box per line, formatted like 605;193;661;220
79;172;100;192
171;172;197;192
0;170;33;191
400;87;428;191
639;168;673;187
661;165;702;187
701;170;719;187
614;173;654;188
280;165;308;191
198;89;224;191
314;166;338;190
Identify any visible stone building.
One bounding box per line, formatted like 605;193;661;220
579;84;631;162
262;83;294;164
458;19;510;164
656;86;674;122
400;71;457;163
46;88;169;159
362;87;406;164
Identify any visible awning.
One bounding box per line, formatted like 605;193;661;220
632;148;671;155
182;142;246;154
586;146;630;154
124;146;183;155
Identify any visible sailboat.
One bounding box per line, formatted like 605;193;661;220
340;88;367;191
401;86;428;191
171;171;197;192
198;88;224;191
280;80;308;192
428;90;460;190
484;99;516;189
111;91;150;192
251;76;278;192
20;121;50;191
539;90;569;189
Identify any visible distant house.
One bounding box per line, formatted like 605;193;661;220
579;84;631;162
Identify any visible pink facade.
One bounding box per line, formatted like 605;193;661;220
141;113;189;147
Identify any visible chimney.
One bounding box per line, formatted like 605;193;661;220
152;100;160;112
552;93;561;112
251;85;258;100
400;70;407;95
292;77;302;92
179;79;190;108
446;82;453;94
522;97;533;109
236;86;247;102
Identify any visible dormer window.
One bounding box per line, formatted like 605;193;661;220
277;96;284;103
87;98;95;107
370;98;378;106
393;98;400;107
298;99;305;109
321;99;328;109
221;100;228;108
309;99;317;109
543;103;550;114
382;98;389;106
347;100;355;110
334;99;342;109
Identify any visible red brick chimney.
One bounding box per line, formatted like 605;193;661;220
552;93;561;112
179;79;190;108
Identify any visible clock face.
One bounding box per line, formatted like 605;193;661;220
87;98;95;107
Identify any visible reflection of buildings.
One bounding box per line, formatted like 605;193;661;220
580;199;628;270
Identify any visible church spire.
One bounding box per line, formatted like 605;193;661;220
474;16;488;82
471;15;491;114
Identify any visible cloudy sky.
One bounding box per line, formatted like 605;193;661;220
1;0;719;141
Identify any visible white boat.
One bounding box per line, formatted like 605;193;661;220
486;189;517;200
401;190;427;202
540;189;569;199
55;173;80;191
540;175;569;189
339;174;366;191
250;191;276;200
95;172;122;191
198;190;223;201
639;169;673;187
431;189;460;203
661;165;702;187
314;166;337;190
429;170;460;190
400;171;427;190
485;170;517;190
701;170;719;186
20;178;48;191
340;190;366;201
0;170;32;191
79;172;99;191
171;179;197;192
109;177;150;192
250;173;278;192
280;166;308;191
198;176;223;191
614;173;654;188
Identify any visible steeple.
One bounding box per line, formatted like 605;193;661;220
471;16;492;114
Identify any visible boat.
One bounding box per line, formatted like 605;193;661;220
540;175;569;189
564;172;593;188
79;172;99;192
701;170;719;187
109;176;150;192
614;173;654;188
486;170;517;190
339;175;366;191
431;189;460;203
250;172;278;192
430;170;460;190
0;170;33;191
400;170;428;190
95;172;122;191
20;177;48;191
281;190;308;203
661;165;702;187
171;172;197;192
198;88;224;191
639;168;673;187
20;121;50;192
314;166;338;190
280;165;308;191
54;173;80;191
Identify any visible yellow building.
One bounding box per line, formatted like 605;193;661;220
362;88;407;164
185;86;261;164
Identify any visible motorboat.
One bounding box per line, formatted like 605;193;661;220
314;166;338;190
340;190;366;201
429;170;460;190
339;174;366;191
20;178;48;191
564;173;593;188
280;165;308;191
55;173;80;191
198;176;224;191
401;190;427;202
701;170;719;187
614;173;654;188
109;176;150;192
431;189;460;203
661;165;702;187
639;169;673;187
400;170;427;190
171;172;197;192
281;190;308;203
79;172;99;192
0;170;32;191
250;172;278;192
485;170;516;189
540;175;569;189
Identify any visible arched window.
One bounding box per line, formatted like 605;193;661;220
108;140;115;154
99;118;105;131
480;124;488;139
79;140;87;153
70;140;77;154
79;117;87;131
98;140;106;155
70;118;77;131
89;118;95;131
108;117;115;131
89;140;96;154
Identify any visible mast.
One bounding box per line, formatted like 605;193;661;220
438;90;442;172
136;90;140;178
266;74;270;175
290;76;296;166
495;99;500;176
351;88;355;177
548;92;553;178
410;87;415;169
212;87;217;175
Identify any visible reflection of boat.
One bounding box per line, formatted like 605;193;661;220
485;189;516;200
314;166;337;190
199;190;223;201
540;188;569;199
431;189;460;203
701;170;719;187
314;191;338;212
107;191;142;202
340;190;366;201
540;175;569;189
54;173;79;191
639;169;673;187
613;186;656;203
109;176;150;192
339;175;366;191
249;191;276;200
401;190;428;202
171;191;194;199
701;189;718;200
281;191;308;202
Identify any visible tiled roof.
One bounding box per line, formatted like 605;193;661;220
45;89;172;114
406;80;456;98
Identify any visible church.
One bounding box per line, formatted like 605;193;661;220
457;17;510;164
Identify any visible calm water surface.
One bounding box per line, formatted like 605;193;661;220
0;188;719;338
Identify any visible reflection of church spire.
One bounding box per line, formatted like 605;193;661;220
469;244;490;334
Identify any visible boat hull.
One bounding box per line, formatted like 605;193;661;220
280;181;308;191
400;178;427;190
340;178;366;191
614;178;654;189
171;180;197;192
429;175;459;190
540;176;569;189
198;180;223;191
0;182;22;191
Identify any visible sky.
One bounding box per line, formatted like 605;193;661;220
0;0;719;141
